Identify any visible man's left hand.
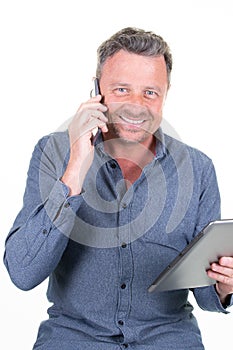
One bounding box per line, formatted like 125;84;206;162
208;257;233;305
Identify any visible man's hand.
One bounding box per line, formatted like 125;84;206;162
61;95;108;196
207;257;233;305
68;95;108;150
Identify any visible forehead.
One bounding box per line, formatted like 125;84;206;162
100;50;168;85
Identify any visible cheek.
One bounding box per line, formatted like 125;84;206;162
149;111;163;131
151;99;165;112
149;102;163;117
105;105;115;116
105;108;118;124
103;93;118;105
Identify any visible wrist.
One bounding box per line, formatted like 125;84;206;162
62;144;94;196
61;162;83;196
215;283;231;308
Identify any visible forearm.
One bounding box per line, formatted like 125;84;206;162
61;158;83;196
61;137;96;196
61;94;108;196
4;180;82;290
4;219;69;290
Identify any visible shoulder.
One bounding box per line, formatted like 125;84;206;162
36;130;69;150
163;132;213;167
31;131;70;170
161;132;218;184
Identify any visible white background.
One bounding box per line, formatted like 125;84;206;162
1;0;233;349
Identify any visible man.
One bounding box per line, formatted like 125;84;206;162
4;27;233;349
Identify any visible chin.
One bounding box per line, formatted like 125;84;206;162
107;123;153;143
118;130;151;144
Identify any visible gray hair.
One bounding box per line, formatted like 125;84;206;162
96;27;172;84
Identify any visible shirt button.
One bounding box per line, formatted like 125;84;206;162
42;229;48;235
122;203;127;209
64;202;70;208
121;242;127;248
118;320;124;326
121;283;126;289
110;162;117;169
123;344;128;348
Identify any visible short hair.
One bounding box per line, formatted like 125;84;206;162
96;27;172;84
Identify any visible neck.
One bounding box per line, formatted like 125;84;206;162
102;133;156;169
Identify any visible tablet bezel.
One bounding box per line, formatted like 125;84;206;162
148;219;233;292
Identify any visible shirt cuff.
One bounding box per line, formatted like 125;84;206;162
194;284;231;314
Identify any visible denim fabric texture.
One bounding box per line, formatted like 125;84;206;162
4;128;231;349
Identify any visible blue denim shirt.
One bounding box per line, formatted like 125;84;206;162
4;129;231;349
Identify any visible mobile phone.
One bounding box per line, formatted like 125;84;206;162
94;77;100;96
91;78;100;141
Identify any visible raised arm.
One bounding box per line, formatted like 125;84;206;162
3;95;108;290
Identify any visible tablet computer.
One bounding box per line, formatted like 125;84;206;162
148;219;233;293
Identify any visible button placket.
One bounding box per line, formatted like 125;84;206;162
121;202;127;209
116;200;133;329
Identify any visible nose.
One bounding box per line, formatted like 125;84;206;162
129;92;145;106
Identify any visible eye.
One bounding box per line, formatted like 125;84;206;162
144;90;159;98
113;87;128;96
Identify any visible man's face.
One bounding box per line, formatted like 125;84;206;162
99;50;169;144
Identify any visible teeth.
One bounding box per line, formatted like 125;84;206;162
120;116;144;124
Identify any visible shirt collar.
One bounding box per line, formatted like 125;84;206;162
154;127;167;160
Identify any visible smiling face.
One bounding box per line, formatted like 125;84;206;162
99;50;169;146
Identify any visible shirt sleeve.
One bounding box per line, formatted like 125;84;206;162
191;157;232;312
193;285;233;313
3;133;83;291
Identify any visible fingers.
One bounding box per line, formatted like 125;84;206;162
207;257;233;295
79;97;108;115
218;256;233;268
208;264;233;284
210;257;233;278
69;96;108;144
75;109;108;135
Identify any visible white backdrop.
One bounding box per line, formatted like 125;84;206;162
1;0;233;349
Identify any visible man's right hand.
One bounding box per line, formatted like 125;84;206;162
61;95;108;196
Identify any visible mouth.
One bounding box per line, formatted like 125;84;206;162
119;115;145;126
